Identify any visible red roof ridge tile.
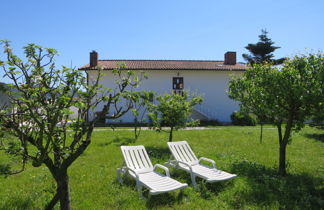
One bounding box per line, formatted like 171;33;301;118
98;59;225;62
79;59;247;71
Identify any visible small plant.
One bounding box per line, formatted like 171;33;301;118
148;91;203;142
131;91;154;140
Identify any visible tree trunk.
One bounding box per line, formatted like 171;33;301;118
58;170;71;210
277;118;292;176
134;125;138;140
45;192;60;210
134;123;141;140
259;123;263;144
279;141;287;176
169;127;173;142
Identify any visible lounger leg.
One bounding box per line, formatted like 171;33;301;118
191;174;197;188
178;188;184;199
117;168;123;184
136;182;144;199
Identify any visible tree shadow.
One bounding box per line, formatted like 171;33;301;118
303;133;324;142
0;163;11;176
97;137;137;147
196;179;233;199
230;160;324;209
146;191;185;209
0;196;34;209
168;169;232;199
145;146;171;161
97;141;113;147
111;137;136;146
113;174;185;209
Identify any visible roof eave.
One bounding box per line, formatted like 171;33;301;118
80;68;246;71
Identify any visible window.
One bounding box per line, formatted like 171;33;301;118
172;77;184;95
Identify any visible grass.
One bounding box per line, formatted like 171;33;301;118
0;126;323;209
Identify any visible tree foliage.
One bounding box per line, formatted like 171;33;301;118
0;41;144;209
0;83;7;93
242;29;285;65
230;111;257;126
148;91;203;142
242;30;286;142
229;53;324;175
131;91;154;140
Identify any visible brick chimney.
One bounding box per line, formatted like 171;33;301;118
90;50;98;68
224;51;236;65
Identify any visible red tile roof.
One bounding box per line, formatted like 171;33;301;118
79;60;247;71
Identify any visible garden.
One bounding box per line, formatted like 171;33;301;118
0;40;323;210
0;126;323;209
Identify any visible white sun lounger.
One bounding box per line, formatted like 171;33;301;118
117;145;187;198
166;141;236;187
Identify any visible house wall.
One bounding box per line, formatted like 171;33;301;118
87;70;243;123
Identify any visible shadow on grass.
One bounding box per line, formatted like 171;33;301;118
113;137;136;146
97;141;113;147
97;137;137;147
0;196;34;209
145;146;170;160
146;191;185;209
196;179;232;199
0;163;11;176
170;169;232;199
230;160;324;209
113;174;185;209
112;137;136;146
303;133;324;142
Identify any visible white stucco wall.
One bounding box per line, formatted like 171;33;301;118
87;70;243;123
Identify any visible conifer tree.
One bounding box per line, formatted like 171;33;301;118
242;29;285;65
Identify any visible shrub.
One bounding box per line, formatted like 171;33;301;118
231;111;257;126
199;119;222;126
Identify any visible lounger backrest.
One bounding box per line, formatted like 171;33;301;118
167;141;199;166
121;145;154;174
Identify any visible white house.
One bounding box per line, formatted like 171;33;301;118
79;51;247;123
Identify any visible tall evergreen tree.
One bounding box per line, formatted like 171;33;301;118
242;29;285;65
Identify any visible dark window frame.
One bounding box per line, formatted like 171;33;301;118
172;77;184;90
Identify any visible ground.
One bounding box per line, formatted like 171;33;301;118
0;126;323;209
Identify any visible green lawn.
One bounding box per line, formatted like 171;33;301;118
0;126;323;209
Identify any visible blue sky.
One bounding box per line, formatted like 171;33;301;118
0;0;323;83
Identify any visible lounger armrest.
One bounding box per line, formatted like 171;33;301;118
126;167;139;180
199;157;217;169
176;160;193;172
154;164;170;177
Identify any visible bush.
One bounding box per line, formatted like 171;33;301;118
199;119;222;126
231;111;257;126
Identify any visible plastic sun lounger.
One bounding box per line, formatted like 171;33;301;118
117;145;187;198
166;141;236;187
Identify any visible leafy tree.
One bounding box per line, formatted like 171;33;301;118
243;29;285;65
241;29;281;135
230;111;256;126
131;91;154;140
0;41;143;209
229;53;324;176
148;91;203;142
242;30;286;142
310;102;324;129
